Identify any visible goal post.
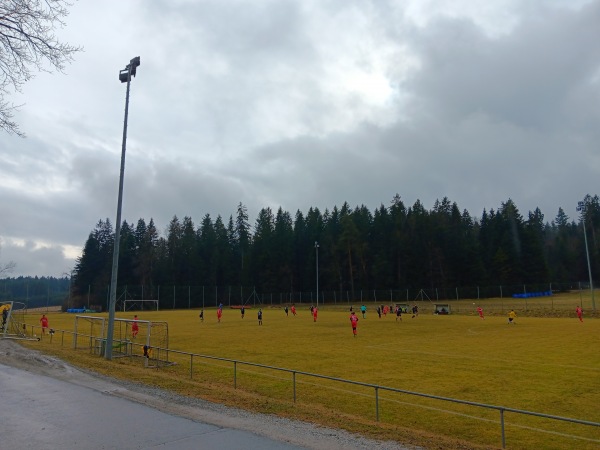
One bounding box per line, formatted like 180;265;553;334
1;301;33;340
73;315;169;366
73;315;105;350
123;299;159;312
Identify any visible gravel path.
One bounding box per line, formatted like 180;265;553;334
0;339;417;450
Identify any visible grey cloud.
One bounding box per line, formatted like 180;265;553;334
2;0;598;277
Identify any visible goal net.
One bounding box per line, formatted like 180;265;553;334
1;301;33;340
73;315;169;367
123;299;159;312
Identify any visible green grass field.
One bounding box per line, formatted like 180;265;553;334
20;293;600;450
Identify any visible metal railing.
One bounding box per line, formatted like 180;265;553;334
144;346;600;449
23;324;600;449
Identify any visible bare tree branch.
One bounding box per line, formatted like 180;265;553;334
0;241;16;276
0;0;82;136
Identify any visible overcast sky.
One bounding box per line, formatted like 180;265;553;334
1;0;599;278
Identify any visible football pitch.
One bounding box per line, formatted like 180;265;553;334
25;299;600;450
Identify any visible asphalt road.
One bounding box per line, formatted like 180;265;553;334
0;362;304;450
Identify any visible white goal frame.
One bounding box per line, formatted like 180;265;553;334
73;315;169;367
1;301;36;340
123;299;159;312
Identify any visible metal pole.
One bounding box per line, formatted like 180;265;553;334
577;201;596;311
375;386;379;421
500;408;506;448
582;217;596;311
315;241;319;308
293;371;296;403
106;59;137;360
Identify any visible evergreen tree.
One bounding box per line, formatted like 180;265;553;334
166;216;183;283
523;208;549;283
180;216;197;283
117;220;137;286
214;215;233;286
72;219;114;306
251;207;276;291
235;202;251;285
292;210;307;292
273;207;294;292
371;204;394;288
197;214;217;286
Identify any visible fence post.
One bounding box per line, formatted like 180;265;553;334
375;386;379;422
234;361;237;389
190;354;193;379
500;408;506;448
293;371;296;403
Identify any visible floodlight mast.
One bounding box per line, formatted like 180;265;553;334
106;56;141;360
315;241;319;308
576;201;595;312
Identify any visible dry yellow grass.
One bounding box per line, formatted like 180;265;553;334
20;292;600;450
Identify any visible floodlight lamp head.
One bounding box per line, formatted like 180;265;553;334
119;57;141;83
130;56;140;77
119;69;129;83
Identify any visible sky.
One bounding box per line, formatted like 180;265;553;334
1;0;599;278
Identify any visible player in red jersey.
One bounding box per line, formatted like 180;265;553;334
477;306;484;319
39;314;49;335
217;307;222;323
291;304;297;316
132;315;139;338
312;306;318;322
576;305;583;322
350;311;359;337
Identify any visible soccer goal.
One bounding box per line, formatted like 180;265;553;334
123;299;159;312
1;301;37;341
73;315;170;367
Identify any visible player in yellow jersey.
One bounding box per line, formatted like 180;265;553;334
507;309;517;324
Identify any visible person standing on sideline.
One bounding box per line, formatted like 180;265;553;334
477;306;484;319
132;315;139;338
258;308;263;325
508;309;517;324
396;306;402;322
217;307;223;323
240;306;245;319
1;305;9;330
312;306;318;322
291;304;297;316
576;305;583;322
39;314;49;335
360;304;366;319
199;309;204;322
350;311;359;337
